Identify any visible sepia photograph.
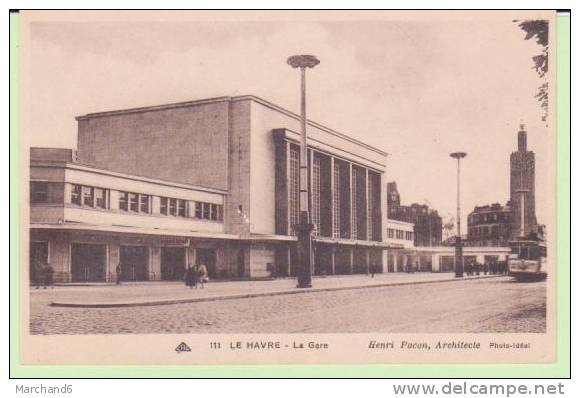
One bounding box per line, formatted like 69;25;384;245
17;10;559;366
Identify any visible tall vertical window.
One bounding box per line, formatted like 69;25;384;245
95;188;107;209
351;167;358;239
332;163;341;238
195;202;203;218
82;186;94;207
367;175;374;241
288;146;300;235
312;156;321;236
71;184;82;205
30;181;49;203
202;202;210;219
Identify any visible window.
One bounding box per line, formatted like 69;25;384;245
71;184;82;205
367;175;374;241
95;188;107;209
160;197;168;215
119;192;129;211
312;156;321;236
332;163;341;238
351;168;358;239
195;202;203;218
139;195;150;213
169;198;177;216
210;203;218;221
82;186;94;207
129;193;139;212
387;228;394;239
30;181;49;203
203;202;210;219
288;146;300;235
178;200;187;217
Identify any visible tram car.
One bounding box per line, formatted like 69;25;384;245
507;239;547;281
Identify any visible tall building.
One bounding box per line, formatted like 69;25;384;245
510;124;537;239
466;202;512;247
386;182;442;247
29;95;391;282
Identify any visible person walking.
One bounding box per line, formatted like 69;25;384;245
197;263;208;289
42;263;54;289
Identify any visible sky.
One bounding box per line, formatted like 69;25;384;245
25;12;553;231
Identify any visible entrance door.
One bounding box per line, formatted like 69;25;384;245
71;243;107;282
161;247;186;281
120;246;149;281
197;248;217;278
30;241;49;284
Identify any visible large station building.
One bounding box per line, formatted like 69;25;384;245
29;95;393;283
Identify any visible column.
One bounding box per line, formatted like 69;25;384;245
365;248;370;274
151;196;161;215
365;168;370;241
109;189;119;210
149;243;161;281
287;246;291;276
349;247;354;274
108;241;120;283
331;245;336;275
349;162;354;239
330;156;335;237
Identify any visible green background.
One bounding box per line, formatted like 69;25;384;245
9;12;570;378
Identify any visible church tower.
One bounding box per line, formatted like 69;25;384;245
510;124;537;239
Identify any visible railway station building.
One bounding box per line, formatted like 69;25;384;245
29;95;393;282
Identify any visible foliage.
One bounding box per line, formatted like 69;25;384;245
514;19;549;122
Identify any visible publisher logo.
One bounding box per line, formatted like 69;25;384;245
175;342;191;353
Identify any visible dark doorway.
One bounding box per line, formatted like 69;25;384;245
237;248;245;278
71;243;107;282
197;248;217;278
30;241;49;284
120;246;149;281
161;247;185;281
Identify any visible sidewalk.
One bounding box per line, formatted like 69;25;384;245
44;273;509;308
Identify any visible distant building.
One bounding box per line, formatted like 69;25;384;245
386;182;442;246
510;124;538;239
466;202;512;247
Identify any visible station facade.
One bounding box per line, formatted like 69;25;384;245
29;95;394;282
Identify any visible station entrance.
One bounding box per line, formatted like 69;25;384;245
71;243;107;282
161;247;186;281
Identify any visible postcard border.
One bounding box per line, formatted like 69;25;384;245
9;10;570;379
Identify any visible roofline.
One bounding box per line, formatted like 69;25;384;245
75;95;389;158
30;160;228;195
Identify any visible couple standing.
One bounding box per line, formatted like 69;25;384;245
185;263;208;289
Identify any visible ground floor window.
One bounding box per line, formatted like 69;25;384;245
160;247;186;281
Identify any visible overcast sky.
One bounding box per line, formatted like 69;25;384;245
25;12;553;230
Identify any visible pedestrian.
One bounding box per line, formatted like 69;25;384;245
370;264;376;278
33;260;43;289
42;263;54;289
197;263;208;289
116;262;122;285
185;264;196;289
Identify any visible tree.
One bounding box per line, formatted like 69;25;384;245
514;19;549;122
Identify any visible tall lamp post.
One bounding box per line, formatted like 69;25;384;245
287;54;320;288
450;152;467;278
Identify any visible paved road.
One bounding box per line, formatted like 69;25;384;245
29;278;545;334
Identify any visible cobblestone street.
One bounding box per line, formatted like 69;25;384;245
29;277;546;334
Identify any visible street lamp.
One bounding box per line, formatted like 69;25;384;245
287;54;320;288
450;152;467;278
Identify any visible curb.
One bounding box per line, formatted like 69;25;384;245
50;275;509;308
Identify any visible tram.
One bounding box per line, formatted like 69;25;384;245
507;239;547;281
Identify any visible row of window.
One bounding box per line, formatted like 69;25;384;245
387;228;413;241
470;225;501;237
33;182;223;221
469;212;508;224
